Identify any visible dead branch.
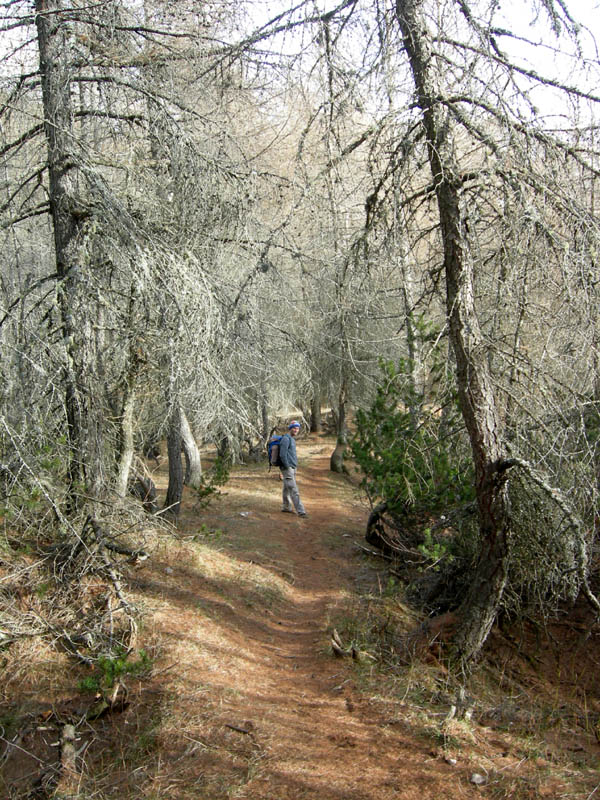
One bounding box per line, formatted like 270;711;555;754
331;627;350;657
225;723;254;735
103;540;149;562
330;628;376;662
356;543;394;561
60;724;78;778
499;458;600;618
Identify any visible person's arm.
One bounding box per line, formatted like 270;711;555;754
278;434;290;468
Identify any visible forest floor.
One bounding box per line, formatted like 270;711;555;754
2;434;600;799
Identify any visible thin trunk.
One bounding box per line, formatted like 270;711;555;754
505;261;529;424
181;407;202;488
396;0;511;663
260;383;270;442
115;387;136;499
310;385;322;433
593;326;600;517
216;432;231;463
114;286;141;498
164;403;183;518
330;379;347;473
588;136;600;518
399;236;422;431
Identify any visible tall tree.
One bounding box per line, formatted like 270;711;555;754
35;0;104;506
390;0;600;660
395;0;511;662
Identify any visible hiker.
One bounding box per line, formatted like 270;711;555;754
279;420;307;517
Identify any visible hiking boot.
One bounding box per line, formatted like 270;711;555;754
281;508;294;513
298;512;308;518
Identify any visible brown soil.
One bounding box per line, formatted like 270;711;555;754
2;435;600;799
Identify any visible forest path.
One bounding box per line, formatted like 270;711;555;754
134;436;479;800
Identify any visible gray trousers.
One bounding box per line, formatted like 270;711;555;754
281;467;306;514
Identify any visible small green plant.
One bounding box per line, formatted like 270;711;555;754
417;529;453;572
383;576;400;597
4;485;45;517
79;649;152;693
34;580;53;599
78;675;101;693
40;453;62;472
196;523;223;540
0;710;19;737
192;456;230;508
100;649;152;688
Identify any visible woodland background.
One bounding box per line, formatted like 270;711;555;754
2;0;600;732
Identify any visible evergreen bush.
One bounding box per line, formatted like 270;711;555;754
351;359;475;517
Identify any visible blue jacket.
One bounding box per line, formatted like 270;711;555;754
278;433;298;469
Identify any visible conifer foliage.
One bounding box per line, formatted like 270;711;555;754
352;360;475;517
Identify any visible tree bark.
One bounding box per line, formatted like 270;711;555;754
310;385;323;434
115;386;136;499
395;0;511;663
164;403;184;518
36;0;103;508
114;286;142;498
399;236;423;431
260;384;270;443
330;379;347;473
181;407;202;488
593;324;600;523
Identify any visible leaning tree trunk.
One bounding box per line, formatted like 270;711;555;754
396;0;511;663
181;407;202;488
36;0;103;508
114;285;143;498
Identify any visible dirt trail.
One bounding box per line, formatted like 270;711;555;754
132;437;482;800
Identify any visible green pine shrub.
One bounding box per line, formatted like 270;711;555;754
351;359;475;517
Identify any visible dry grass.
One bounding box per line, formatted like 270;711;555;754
326;576;600;800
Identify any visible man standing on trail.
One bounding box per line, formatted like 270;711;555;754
279;421;308;518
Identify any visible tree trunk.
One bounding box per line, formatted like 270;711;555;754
164;404;184;518
310;386;322;434
593;325;600;523
396;0;511;663
114;286;142;498
260;385;270;443
181;407;202;488
399;237;423;431
115;387;136;499
36;0;103;508
216;430;234;464
330;379;347;473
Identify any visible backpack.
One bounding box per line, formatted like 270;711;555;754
267;435;283;469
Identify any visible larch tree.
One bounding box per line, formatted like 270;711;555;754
390;0;600;661
393;0;512;662
35;0;108;507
